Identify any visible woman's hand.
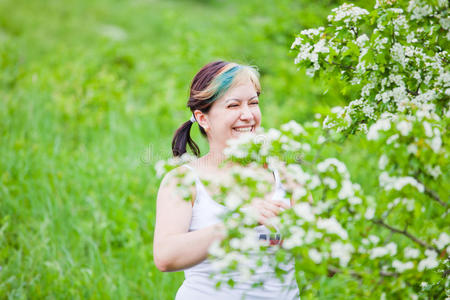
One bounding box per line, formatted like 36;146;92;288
249;198;290;227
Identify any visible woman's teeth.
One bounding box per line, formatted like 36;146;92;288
234;127;253;132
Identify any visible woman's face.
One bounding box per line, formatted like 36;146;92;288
197;80;261;151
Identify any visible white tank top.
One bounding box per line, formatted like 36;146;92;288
175;165;300;300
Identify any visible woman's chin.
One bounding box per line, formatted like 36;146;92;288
231;131;253;139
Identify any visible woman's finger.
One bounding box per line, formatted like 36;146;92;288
261;202;281;215
261;208;277;219
264;200;289;213
270;200;290;210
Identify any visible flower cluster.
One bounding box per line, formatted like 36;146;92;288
289;1;449;297
155;1;449;298
292;0;449;135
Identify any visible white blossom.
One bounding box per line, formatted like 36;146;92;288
404;247;420;259
317;217;348;240
281;120;305;136
402;198;415;211
386;134;399;145
328;4;369;24
230;238;240;249
370;242;397;259
330;241;354;267
155;160;166;178
224;193;242;210
291;36;303;49
317;158;348;175
283;226;306;249
314;39;329;54
429;135;442;153
348;196;362;205
308;175;321;190
379;172;424;192
358;123;368;133
433;232;450;250
286;164;309;185
425;165;442;178
396;120;412;136
300;27;324;38
378;155;388;170
292;186;307;200
367;118;391;140
356;34;369;47
323;177;337;189
267;128;282;141
387;198;401;210
369;235;380;244
181;170;197;186
293;202;315;222
406;32;418;43
309;248;323;264
392;260;414;273
407;143;418;155
408;0;434;20
338;180;354;199
391;43;406;67
331;106;344;114
302;143;312;152
317;135;326;144
281;140;302;152
364;207;375;220
417;249;438;271
302;230;320;245
209;240;226;257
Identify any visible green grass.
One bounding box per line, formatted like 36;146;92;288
0;0;373;298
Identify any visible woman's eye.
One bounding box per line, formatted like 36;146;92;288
250;101;259;105
228;104;239;108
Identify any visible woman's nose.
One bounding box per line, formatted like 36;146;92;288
240;105;253;120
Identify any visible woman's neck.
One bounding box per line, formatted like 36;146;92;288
200;151;226;169
193;141;235;172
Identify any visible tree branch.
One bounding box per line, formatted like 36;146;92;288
327;265;362;279
327;265;398;279
406;88;419;96
325;60;356;71
414;177;448;208
443;268;450;278
372;219;440;254
349;26;359;38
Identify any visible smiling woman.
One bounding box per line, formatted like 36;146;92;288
171;61;261;157
153;61;300;299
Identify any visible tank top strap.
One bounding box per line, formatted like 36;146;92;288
272;168;282;189
183;164;194;171
182;164;200;183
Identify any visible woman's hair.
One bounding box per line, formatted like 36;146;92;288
172;61;261;157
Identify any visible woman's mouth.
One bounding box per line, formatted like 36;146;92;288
233;126;254;133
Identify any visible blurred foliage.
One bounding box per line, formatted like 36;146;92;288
1;0;373;298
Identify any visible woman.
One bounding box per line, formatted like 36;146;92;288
153;61;300;299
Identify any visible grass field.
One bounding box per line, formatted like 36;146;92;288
0;0;375;298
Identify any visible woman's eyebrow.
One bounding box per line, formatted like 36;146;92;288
225;95;258;103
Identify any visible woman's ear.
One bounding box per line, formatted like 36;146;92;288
194;110;209;132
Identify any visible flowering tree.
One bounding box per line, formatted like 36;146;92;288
157;1;449;298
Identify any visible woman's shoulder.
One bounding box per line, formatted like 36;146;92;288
158;163;198;205
160;163;195;186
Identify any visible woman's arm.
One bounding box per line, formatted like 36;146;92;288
153;169;224;272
